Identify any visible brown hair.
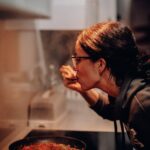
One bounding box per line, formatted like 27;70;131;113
75;21;139;85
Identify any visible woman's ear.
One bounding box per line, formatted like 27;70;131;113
96;58;107;74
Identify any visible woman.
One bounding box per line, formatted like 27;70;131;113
60;21;150;150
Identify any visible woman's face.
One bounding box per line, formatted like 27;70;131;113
72;45;101;90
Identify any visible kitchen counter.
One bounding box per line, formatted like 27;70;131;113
0;99;118;150
53;99;115;132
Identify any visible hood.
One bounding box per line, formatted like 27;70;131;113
0;0;50;19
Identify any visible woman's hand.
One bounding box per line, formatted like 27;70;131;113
60;65;108;106
59;65;83;92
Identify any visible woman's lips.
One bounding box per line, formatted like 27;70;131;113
76;75;79;81
66;76;78;82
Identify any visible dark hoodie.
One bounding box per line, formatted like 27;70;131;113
91;76;150;150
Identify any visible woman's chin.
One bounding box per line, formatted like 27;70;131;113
79;80;95;90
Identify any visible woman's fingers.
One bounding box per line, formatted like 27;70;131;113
66;65;77;76
59;65;82;92
60;65;77;79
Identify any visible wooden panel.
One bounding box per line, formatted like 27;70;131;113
0;30;20;72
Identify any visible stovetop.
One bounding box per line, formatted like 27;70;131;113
25;129;132;150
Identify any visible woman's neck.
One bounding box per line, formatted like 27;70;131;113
107;82;120;97
97;70;120;97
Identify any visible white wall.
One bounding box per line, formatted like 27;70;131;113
3;0;117;30
97;0;117;22
35;0;117;29
35;0;88;30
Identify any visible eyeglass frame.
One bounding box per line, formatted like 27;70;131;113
71;55;91;66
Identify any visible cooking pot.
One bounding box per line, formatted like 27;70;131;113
9;136;86;150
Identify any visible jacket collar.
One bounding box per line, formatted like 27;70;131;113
114;76;147;120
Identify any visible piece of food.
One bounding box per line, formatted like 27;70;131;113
22;142;80;150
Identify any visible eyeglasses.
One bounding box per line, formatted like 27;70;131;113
71;55;91;67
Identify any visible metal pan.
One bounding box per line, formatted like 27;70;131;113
9;136;86;150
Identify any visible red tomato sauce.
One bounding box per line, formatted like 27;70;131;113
22;142;79;150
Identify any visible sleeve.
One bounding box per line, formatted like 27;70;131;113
129;106;150;150
90;96;116;121
128;87;150;149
